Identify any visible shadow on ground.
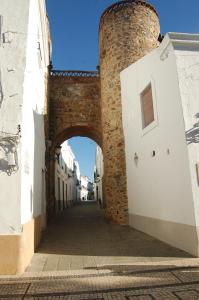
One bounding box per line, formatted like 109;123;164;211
37;202;191;258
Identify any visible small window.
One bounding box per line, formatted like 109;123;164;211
140;83;154;129
196;163;199;186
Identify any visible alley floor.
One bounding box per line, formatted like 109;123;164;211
26;201;195;273
1;202;199;299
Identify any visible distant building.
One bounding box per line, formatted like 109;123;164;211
55;141;80;210
87;181;94;200
80;175;89;201
94;146;104;207
74;160;81;203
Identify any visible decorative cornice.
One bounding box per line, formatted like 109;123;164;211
51;70;99;78
159;33;199;61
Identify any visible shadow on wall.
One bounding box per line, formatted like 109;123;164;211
0;132;20;176
33;110;46;219
186;113;199;144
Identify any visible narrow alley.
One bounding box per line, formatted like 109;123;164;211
27;202;192;273
1;202;199;299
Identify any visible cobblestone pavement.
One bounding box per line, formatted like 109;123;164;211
1;202;199;299
1;266;199;299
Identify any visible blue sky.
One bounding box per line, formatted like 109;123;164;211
68;137;96;181
46;0;199;180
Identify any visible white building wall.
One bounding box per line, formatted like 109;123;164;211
0;0;30;234
120;33;199;255
55;156;68;211
21;0;50;227
174;35;199;231
81;175;89;200
75;160;81;202
94;146;104;205
0;0;50;274
55;141;80;209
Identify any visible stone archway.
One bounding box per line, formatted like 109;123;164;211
46;71;102;219
45;0;161;227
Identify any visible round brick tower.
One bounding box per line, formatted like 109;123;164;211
99;0;160;224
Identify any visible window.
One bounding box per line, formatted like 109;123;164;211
196;163;199;186
140;83;154;129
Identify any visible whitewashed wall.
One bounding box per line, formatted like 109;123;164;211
94;146;104;204
0;0;30;234
174;34;199;229
21;0;50;227
81;175;89;200
120;33;199;255
55;157;68;211
55;141;80;210
74;160;81;202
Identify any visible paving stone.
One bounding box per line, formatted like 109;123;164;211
26;203;192;274
1;203;199;299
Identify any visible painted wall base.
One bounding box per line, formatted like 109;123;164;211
0;215;43;275
129;214;199;257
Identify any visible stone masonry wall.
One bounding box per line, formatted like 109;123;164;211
49;75;101;146
99;0;160;224
47;73;101;216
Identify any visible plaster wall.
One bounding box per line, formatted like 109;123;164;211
120;33;198;255
21;0;50;227
74;160;81;202
55;160;68;210
81;175;89;200
61;141;77;204
55;142;79;210
0;0;30;234
95;146;104;204
174;34;199;229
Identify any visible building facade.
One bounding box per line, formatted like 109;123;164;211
0;0;50;274
94;146;104;207
80;175;89;201
120;33;199;256
55;141;81;210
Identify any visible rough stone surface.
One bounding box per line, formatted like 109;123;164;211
47;0;160;224
49;75;101;146
47;74;101;216
99;0;160;224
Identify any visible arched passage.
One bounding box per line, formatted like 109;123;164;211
46;127;103;220
46;70;128;224
53;126;102;150
47;125;102;217
46;71;102;220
